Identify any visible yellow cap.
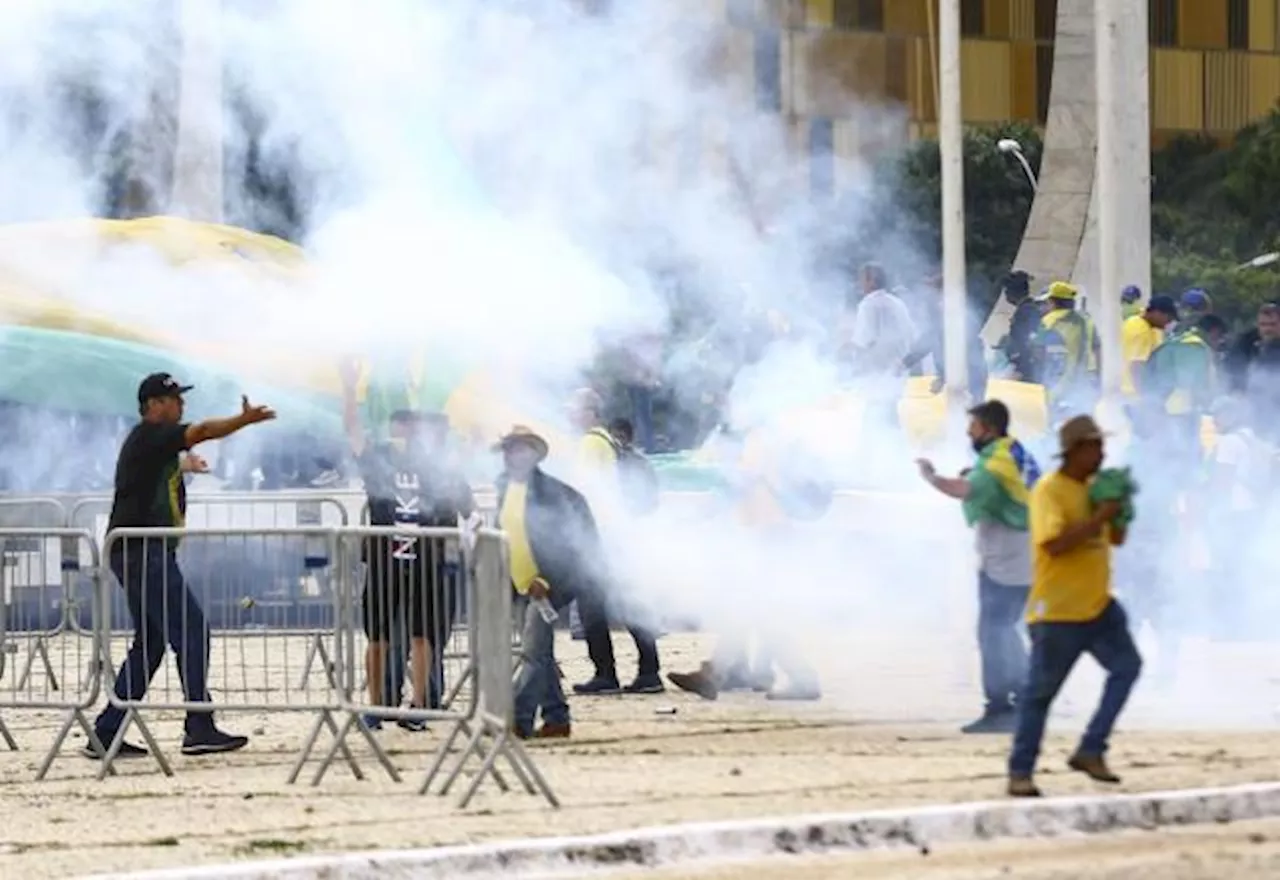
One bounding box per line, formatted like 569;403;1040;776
1046;281;1078;300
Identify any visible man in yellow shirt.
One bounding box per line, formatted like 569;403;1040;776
1120;294;1176;398
1007;415;1142;798
494;426;608;740
566;388;664;696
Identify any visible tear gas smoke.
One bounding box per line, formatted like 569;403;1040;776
0;0;1271;729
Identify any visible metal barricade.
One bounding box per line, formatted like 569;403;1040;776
419;526;556;808
0;498;74;696
317;525;481;791
0;528;108;779
95;527;359;782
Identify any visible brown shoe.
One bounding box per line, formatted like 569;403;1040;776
1007;775;1042;798
534;722;571;739
667;669;719;701
1068;753;1121;783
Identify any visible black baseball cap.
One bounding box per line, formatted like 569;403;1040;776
1146;294;1178;319
137;372;193;406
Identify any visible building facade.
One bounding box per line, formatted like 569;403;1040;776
720;0;1280;154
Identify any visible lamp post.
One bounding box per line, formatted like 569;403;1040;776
1235;251;1280;271
997;138;1038;192
939;0;967;418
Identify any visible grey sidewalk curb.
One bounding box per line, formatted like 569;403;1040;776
86;781;1280;880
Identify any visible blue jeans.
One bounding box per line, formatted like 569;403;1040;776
1008;600;1142;777
96;542;215;738
977;573;1029;712
512;599;569;734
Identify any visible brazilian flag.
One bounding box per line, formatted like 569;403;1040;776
962;437;1041;530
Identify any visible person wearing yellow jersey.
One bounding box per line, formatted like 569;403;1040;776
1032;282;1099;421
1007;416;1141;798
1120;284;1143;321
1120;294;1176;399
494;426;608;740
566;388;664;696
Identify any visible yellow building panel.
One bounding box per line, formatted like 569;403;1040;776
908;36;939;121
960;39;1012;122
1249;0;1276;50
985;0;1011;39
804;0;834;28
1010;40;1038;121
1152;49;1206;131
1179;0;1228;49
1204;51;1250;132
1247;54;1280;120
1009;0;1036;40
885;0;929;34
791;30;889;117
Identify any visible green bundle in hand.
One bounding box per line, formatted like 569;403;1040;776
1089;466;1139;529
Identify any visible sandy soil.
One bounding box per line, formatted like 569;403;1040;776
0;631;1278;879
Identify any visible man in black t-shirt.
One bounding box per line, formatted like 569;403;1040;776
90;373;276;761
339;360;475;730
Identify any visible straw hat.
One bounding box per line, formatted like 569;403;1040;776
492;424;550;461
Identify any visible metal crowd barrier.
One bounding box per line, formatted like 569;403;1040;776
81;523;554;807
0;527;109;779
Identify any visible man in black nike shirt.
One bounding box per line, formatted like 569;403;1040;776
339;359;475;730
89;373;276;760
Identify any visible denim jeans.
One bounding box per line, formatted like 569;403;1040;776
513;599;569;734
977;573;1029;712
1008;599;1142;777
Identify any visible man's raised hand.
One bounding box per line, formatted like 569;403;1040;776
241;395;277;425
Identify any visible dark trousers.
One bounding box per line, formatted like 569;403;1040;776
625;384;656;453
977;573;1029;712
96;542;214;738
382;563;461;709
1009;600;1142;777
578;587;660;681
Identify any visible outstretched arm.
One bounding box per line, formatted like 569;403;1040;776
185;395;275;448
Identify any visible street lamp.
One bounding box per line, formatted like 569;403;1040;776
1235;251;1280;271
997;138;1038;192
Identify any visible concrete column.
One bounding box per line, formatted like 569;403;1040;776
170;0;225;222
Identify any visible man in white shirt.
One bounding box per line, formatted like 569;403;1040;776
847;263;917;425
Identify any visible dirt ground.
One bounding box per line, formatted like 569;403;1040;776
0;631;1278;879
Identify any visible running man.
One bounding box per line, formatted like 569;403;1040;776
1007;415;1142;797
90;373;275;759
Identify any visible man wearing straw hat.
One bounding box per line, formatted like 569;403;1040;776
1007;414;1142;798
494;425;608;739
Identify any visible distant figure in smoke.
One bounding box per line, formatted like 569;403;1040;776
1007;415;1141;798
666;422;822;702
843;263;916;424
995;270;1039;382
338;358;475;731
567;388;664;695
496;425;608;739
1030;281;1099;423
903;270;989;402
917;399;1039;734
1120;284;1143;321
89;374;275;760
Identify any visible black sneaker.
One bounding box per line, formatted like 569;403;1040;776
961;708;1017;735
361;713;384;731
181;728;249;756
82;739;148;760
623;674;665;694
396;717;428;732
572;675;622;696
